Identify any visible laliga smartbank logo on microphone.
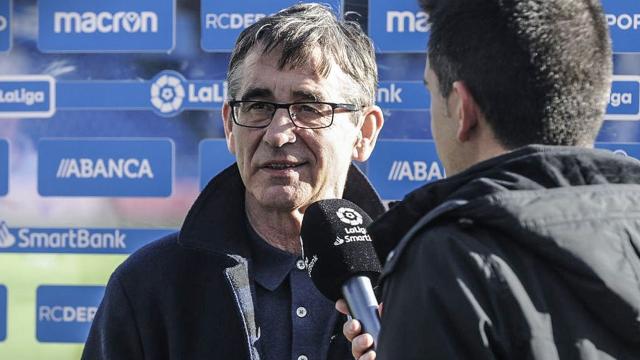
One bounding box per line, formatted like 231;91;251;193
38;138;173;197
149;71;227;117
37;286;105;343
38;0;175;52
333;207;371;246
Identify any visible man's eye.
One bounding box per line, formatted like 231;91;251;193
243;102;272;113
299;104;322;114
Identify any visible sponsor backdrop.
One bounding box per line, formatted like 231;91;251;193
0;0;638;358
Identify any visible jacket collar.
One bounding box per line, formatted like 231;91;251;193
178;163;386;257
369;144;640;261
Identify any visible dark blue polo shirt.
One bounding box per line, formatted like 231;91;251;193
248;224;336;360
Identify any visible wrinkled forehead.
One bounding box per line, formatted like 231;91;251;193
236;45;357;102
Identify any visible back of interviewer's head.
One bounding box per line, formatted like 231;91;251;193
420;0;612;148
226;3;378;108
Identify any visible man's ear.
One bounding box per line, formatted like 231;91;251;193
222;102;236;155
451;81;480;143
352;105;384;162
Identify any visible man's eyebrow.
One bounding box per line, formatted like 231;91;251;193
423;78;429;87
292;90;323;102
240;88;273;101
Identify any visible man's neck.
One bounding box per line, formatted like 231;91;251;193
245;195;303;255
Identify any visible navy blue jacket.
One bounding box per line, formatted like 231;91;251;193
82;164;385;360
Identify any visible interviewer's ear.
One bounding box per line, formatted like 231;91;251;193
451;81;480;143
222;102;236;155
352;105;384;162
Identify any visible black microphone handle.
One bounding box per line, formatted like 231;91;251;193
341;276;381;349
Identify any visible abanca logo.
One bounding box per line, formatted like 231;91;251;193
150;73;185;115
56;158;154;179
336;207;363;226
54;11;159;34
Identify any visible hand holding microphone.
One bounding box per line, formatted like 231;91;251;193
300;199;382;353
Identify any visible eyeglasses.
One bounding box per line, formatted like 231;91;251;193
228;100;360;129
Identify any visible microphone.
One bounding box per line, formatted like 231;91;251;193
301;199;382;347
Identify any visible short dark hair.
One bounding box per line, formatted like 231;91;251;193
227;3;378;107
420;0;612;148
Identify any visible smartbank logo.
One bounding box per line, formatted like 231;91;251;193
150;71;227;117
38;138;173;197
38;0;175;53
55;158;154;179
0;221;174;254
0;75;56;118
37;286;105;343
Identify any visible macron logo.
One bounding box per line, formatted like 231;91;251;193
56;158;154;179
388;161;444;182
386;11;429;33
54;11;159;34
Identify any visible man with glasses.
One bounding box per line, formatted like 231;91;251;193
82;3;384;360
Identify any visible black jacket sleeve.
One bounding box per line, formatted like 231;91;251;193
82;273;144;360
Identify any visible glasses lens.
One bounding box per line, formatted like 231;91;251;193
290;103;333;128
234;101;275;127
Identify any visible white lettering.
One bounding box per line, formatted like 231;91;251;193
18;228;126;249
606;13;640;31
377;83;403;103
0;89;46;106
38;305;98;322
188;83;227;103
54;11;158;34
388;161;445;181
386;11;429;33
205;13;267;30
56;158;155;179
609;92;633;107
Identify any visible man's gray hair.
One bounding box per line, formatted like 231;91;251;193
226;3;377;107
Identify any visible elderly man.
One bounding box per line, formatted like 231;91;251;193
343;0;640;359
83;4;384;360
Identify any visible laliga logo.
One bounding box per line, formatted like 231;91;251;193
0;221;16;248
150;71;185;116
336;207;363;226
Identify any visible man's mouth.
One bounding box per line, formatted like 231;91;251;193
262;161;307;170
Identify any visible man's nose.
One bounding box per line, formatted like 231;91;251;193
263;108;296;147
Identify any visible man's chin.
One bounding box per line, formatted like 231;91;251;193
256;186;308;211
